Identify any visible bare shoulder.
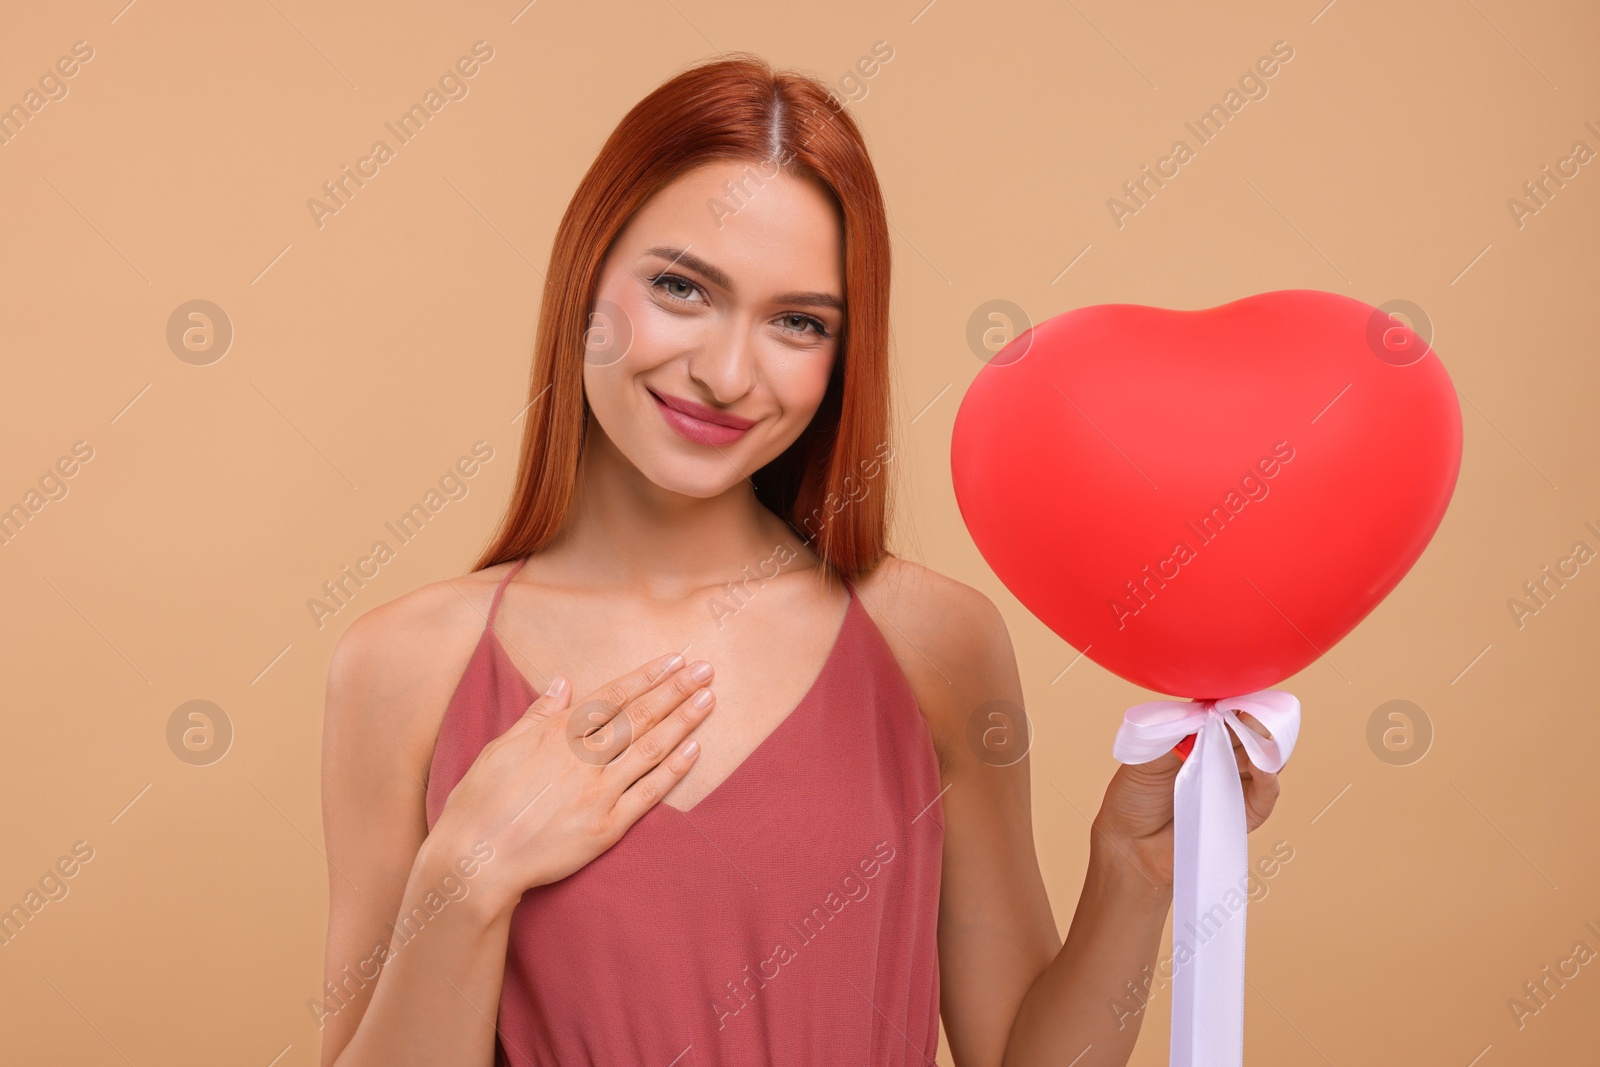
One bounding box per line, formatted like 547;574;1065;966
852;553;1003;638
852;554;1023;773
322;560;520;774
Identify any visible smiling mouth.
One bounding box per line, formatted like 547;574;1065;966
648;388;756;446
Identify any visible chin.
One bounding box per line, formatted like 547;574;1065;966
642;459;745;499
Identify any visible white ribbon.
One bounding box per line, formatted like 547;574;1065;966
1111;690;1301;1067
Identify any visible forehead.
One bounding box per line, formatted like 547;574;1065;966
613;159;844;296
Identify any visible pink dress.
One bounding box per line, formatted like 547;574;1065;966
425;556;947;1066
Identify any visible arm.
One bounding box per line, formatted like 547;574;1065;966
924;585;1171;1066
998;813;1171;1065
897;569;1276;1067
317;595;514;1067
1002;735;1278;1066
317;580;723;1066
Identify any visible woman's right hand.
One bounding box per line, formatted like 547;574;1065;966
427;651;715;918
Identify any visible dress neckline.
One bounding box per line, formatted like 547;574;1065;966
483;564;857;818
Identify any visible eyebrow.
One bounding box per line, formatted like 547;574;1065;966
643;246;845;313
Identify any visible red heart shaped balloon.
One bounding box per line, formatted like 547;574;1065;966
951;289;1462;699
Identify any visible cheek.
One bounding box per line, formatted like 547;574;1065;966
582;291;671;402
584;353;649;432
768;348;836;421
795;346;838;400
627;291;705;356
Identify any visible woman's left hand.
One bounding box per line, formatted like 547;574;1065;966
1090;710;1281;894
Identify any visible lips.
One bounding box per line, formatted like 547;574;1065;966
648;388;756;446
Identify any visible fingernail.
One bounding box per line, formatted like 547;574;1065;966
682;739;699;759
548;675;568;697
690;660;713;682
664;653;685;672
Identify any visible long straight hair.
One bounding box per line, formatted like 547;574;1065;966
471;52;895;581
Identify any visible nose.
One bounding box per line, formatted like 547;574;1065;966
688;315;758;403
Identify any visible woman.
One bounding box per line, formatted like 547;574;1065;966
318;52;1281;1067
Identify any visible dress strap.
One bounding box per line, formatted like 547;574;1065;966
486;555;531;629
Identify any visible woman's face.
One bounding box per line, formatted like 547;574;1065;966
582;158;845;498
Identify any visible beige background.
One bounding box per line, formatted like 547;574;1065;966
2;0;1596;1063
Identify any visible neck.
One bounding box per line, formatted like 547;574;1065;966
536;419;821;602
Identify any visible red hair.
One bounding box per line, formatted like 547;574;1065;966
472;52;895;581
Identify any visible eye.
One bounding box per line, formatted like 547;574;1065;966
777;312;830;339
650;272;703;304
651;272;832;340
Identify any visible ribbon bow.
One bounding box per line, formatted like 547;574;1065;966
1112;690;1302;1067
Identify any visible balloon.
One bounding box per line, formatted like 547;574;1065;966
950;290;1463;699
